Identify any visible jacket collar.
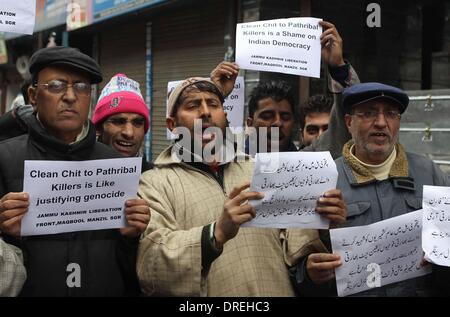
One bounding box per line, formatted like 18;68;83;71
155;142;249;168
28;114;96;155
341;140;414;190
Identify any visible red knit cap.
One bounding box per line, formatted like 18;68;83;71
92;74;149;132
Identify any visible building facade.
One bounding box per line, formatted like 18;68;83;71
0;0;449;163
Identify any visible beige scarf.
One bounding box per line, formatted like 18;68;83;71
342;140;409;184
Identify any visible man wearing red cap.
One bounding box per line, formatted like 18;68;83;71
92;74;152;172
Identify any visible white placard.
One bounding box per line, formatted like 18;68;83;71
223;76;245;133
245;151;337;229
21;157;142;236
236;17;322;78
166;77;245;139
331;210;432;297
422;185;450;266
0;0;36;35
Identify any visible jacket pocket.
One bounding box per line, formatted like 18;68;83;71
404;195;423;211
347;201;371;217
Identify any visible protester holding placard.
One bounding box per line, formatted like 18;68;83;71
292;83;450;296
0;46;150;296
92;73;152;172
136;72;346;296
245;21;359;159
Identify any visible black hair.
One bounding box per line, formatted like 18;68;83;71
299;94;333;129
248;81;295;118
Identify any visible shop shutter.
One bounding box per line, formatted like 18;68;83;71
99;21;146;97
151;1;227;159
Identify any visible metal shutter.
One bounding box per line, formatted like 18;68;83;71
151;1;227;159
98;21;146;99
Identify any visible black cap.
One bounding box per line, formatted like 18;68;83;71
29;46;102;84
342;82;409;114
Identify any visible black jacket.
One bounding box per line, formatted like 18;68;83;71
0;104;33;142
0;115;140;296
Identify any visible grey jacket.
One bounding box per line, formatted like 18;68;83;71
335;143;450;296
303;63;359;159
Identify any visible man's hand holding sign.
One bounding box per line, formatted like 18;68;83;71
319;20;345;68
236;17;347;78
0;158;150;238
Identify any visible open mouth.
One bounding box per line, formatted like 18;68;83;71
369;132;389;142
201;125;217;142
115;140;135;150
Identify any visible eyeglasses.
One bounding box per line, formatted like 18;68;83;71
353;110;401;122
35;80;91;97
105;117;146;128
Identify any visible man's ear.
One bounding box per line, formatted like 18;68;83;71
95;125;103;141
28;86;37;107
246;117;254;127
166;117;176;132
344;114;353;133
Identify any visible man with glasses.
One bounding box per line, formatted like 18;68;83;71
291;82;450;296
92;73;152;172
0;46;150;296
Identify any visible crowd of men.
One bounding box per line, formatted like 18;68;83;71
0;20;449;297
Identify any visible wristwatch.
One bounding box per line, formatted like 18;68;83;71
209;222;222;253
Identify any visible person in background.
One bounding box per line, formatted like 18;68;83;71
244;21;359;158
299;94;332;149
92;73;152;172
0;78;34;142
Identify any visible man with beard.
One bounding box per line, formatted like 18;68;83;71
291;82;450;296
136;75;347;296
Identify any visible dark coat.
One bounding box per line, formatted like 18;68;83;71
0;115;140;296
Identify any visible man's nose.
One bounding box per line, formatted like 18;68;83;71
121;122;135;138
318;126;328;137
318;129;325;137
199;101;211;118
62;86;77;102
374;112;388;126
272;113;282;127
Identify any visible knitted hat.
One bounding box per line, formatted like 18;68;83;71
167;77;224;117
92;74;149;132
